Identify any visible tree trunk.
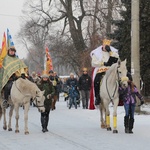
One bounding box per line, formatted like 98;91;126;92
106;0;113;34
66;1;86;51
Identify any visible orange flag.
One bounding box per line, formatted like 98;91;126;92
0;32;7;68
45;47;53;72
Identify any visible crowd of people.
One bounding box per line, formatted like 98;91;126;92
29;68;92;110
0;43;144;134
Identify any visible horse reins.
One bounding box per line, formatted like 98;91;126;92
32;97;45;108
105;65;128;103
105;66;120;103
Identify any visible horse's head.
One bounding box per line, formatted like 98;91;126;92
33;90;45;113
117;59;128;88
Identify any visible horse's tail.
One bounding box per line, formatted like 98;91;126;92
0;105;2;120
0;96;3;120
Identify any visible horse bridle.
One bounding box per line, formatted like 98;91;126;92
32;97;44;108
106;75;118;102
14;81;44;108
116;67;128;85
106;65;128;102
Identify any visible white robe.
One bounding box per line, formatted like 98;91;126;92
90;45;119;85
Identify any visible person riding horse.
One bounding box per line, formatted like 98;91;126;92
90;40;119;105
0;46;28;108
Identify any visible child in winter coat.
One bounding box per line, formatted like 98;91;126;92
119;80;144;134
67;73;78;109
38;72;55;133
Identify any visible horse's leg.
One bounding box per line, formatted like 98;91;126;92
99;104;106;128
105;103;111;131
8;105;14;131
14;104;20;133
24;103;30;134
112;100;119;133
2;108;7;130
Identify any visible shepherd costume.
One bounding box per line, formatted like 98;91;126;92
0;52;28;107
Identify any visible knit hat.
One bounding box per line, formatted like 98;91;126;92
41;74;49;78
41;70;49;78
9;46;16;52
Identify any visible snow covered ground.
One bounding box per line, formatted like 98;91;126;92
0;94;150;150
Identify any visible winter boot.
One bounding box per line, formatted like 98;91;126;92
45;115;49;132
95;94;101;105
124;116;129;133
41;114;47;133
129;118;134;134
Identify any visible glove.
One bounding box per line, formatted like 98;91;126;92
104;62;108;66
47;94;52;99
140;100;144;105
21;73;26;79
105;45;111;52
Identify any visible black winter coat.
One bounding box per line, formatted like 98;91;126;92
78;74;92;91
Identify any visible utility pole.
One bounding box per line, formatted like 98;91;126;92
131;0;140;110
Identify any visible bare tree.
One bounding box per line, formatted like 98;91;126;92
18;0;123;74
17;19;49;73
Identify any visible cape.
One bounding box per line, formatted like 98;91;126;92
0;55;27;92
89;45;118;109
90;45;118;60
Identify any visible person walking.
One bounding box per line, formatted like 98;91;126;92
119;78;144;134
31;71;41;85
78;68;92;109
53;72;61;101
49;70;60;110
38;71;55;133
67;73;78;109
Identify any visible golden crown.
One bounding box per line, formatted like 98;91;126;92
103;39;111;46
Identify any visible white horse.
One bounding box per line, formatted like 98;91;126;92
100;59;128;133
0;78;45;134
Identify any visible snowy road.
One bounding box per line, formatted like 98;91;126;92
0;95;150;150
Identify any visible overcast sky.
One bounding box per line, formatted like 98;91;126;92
0;0;27;58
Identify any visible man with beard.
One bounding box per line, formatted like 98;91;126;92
0;46;28;108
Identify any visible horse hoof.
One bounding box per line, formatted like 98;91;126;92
25;131;29;135
113;130;118;133
15;130;19;133
8;128;12;131
3;127;7;130
107;127;112;131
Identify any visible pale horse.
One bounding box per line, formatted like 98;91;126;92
99;59;128;133
0;78;45;134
